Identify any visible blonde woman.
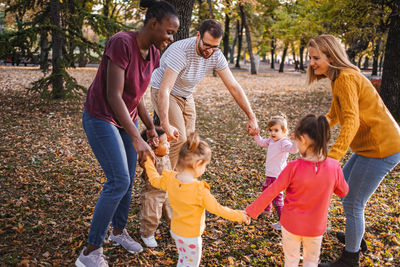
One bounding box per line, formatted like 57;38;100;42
306;34;400;267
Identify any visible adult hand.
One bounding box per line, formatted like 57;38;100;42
146;128;159;149
134;138;155;167
164;124;179;142
246;118;259;136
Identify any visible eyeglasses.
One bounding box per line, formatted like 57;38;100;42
200;37;220;51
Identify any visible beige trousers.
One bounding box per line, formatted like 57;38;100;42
139;156;172;238
139;178;172;237
151;88;196;169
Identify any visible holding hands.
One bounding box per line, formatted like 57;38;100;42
135;138;156;167
241;211;251;225
163;124;180;142
146;128;159;149
246;118;260;137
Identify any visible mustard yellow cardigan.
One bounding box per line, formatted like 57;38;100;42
327;68;400;160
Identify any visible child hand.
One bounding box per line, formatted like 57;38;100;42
241;211;251;225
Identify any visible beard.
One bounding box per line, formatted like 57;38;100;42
197;41;213;59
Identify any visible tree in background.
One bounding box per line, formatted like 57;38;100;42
222;0;231;59
166;0;195;41
254;0;279;69
380;0;400;120
239;0;257;74
271;2;296;73
1;0;131;99
1;0;398;117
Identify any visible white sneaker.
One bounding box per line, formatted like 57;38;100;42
108;228;143;253
141;235;158;248
272;222;282;231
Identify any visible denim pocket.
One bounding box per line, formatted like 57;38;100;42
382;152;400;166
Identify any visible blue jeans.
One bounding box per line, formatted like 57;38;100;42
342;152;400;252
82;110;138;247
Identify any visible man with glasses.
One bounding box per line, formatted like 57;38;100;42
149;19;259;169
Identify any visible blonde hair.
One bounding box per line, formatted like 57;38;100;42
306;34;359;84
268;115;288;132
176;132;211;170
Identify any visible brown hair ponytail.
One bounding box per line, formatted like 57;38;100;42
177;132;211;170
295;114;330;158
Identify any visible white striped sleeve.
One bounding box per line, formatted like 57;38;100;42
215;51;228;71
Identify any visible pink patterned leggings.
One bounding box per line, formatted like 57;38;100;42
281;226;323;267
170;231;202;267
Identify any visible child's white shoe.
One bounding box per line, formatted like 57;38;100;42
272;222;282;231
141;235;158;248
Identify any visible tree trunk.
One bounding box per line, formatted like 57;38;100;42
230;20;239;64
223;9;230;59
39;29;49;72
78;45;87;67
68;41;75;67
207;0;214;18
380;1;400;120
166;0;195;41
50;0;65;99
279;45;288;73
357;55;363;68
235;16;243;68
363;56;369;70
379;54;384;73
206;0;217;76
372;36;381;76
292;46;298;71
239;4;256;74
346;38;369;64
103;0;112;40
271;36;276;69
299;38;306;71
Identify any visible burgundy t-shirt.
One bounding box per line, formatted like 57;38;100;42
84;31;160;127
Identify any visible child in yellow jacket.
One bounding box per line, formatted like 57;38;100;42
144;132;250;267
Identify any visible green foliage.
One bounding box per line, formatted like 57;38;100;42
84;12;132;40
0;0;136;99
29;68;87;99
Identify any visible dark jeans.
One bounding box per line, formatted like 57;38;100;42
82;110;138;246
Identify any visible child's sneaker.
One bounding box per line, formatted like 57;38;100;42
272;222;282;231
141;235;158;248
75;247;109;267
108;228;143;254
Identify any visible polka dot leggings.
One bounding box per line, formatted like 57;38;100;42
170;231;202;267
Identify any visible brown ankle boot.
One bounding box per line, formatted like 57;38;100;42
318;248;360;267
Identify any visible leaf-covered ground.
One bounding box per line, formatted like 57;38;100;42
1;66;399;266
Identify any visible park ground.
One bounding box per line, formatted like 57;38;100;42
0;66;399;266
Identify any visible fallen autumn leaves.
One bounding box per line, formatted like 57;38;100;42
0;66;399;266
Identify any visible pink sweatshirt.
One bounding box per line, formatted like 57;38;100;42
254;136;298;177
246;158;349;236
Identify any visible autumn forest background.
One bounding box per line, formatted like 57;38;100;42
1;0;400;266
